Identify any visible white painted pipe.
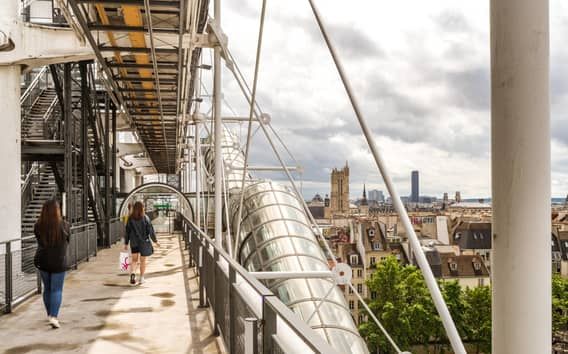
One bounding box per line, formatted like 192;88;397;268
491;0;551;353
307;1;466;352
250;271;334;280
213;0;223;247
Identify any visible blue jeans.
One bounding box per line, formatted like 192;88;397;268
39;270;65;317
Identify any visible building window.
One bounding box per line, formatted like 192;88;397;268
357;269;363;278
478;278;484;287
371;291;377;300
358;314;365;324
350;254;359;265
380;256;387;261
449;262;458;271
372;241;382;250
349;300;355;310
370;256;376;266
357;284;363;293
473;262;481;271
349;286;354;294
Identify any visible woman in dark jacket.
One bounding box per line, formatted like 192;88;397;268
124;201;159;285
34;199;69;329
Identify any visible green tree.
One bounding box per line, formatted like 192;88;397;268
552;273;568;334
361;256;439;353
360;256;493;353
463;285;491;353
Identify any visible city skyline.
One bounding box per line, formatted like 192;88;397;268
219;1;568;199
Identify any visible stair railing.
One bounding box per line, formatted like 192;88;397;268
42;96;61;140
20;66;51;121
21;162;39;214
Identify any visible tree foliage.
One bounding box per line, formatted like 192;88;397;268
360;257;568;353
553;273;568;334
360;256;491;353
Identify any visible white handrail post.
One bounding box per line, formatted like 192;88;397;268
306;1;466;352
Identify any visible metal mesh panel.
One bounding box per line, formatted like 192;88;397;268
11;246;39;302
232;287;260;353
66;233;77;269
88;226;97;257
76;229;88;261
109;220;125;245
0;252;6;312
215;267;230;340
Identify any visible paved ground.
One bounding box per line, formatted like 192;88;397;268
0;230;224;354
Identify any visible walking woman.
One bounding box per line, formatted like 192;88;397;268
124;201;159;285
34;199;70;329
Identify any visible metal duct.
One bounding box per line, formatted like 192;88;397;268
206;131;369;354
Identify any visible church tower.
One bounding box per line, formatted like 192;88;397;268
328;161;350;217
360;184;369;215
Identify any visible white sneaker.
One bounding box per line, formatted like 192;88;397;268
49;317;60;329
139;276;145;285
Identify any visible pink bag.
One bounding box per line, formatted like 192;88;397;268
119;252;130;272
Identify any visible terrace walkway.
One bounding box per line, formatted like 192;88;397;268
0;228;224;354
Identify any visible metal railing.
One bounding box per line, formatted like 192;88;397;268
20;66;51;121
178;213;339;354
21;0;67;25
67;223;98;269
1;222;99;314
21;162;40;214
42;96;61;140
109;217;125;245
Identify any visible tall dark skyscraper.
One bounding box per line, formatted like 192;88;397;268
411;170;419;203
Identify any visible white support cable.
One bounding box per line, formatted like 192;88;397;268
220;159;234;258
202;8;400;350
306;1;466;353
213;0;223;247
233;0;268;257
225;48;299;165
223;20;404;354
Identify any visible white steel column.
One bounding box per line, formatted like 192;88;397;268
213;0;222;246
0;1;22;245
0;66;21;244
491;1;551;353
123;169;136;193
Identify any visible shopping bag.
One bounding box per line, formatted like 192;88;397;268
119;252;130;272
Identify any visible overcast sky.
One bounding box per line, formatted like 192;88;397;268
199;1;568;200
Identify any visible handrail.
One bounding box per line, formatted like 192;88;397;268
70;222;97;232
20;66;48;104
42;96;60;139
179;213;339;354
21;162;38;188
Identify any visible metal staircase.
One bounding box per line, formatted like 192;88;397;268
21;164;57;237
21;88;58;141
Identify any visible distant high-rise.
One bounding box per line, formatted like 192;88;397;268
455;191;462;203
411;170;419;203
368;189;384;202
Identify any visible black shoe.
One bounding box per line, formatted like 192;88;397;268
130;274;136;285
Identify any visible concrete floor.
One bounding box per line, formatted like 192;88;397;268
0;230;224;354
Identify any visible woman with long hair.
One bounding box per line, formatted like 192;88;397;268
124;201;159;285
34;199;69;329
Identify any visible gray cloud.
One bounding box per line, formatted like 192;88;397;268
432;10;471;33
218;1;568;198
